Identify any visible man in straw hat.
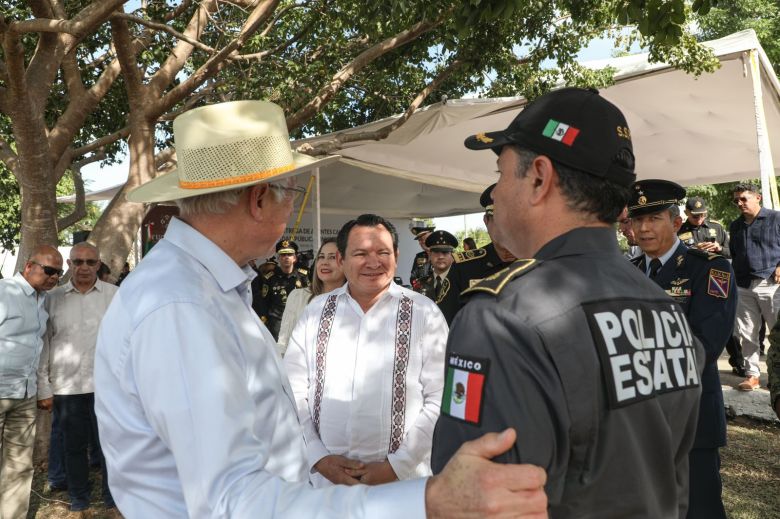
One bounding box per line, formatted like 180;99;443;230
93;100;547;518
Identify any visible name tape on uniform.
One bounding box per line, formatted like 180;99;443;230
442;354;489;425
583;299;699;409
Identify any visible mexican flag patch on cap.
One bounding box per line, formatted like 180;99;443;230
442;353;489;425
542;118;580;146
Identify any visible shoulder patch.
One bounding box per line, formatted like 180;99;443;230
686;248;721;261
441;353;489;425
461;259;538;297
454;248;487;263
298;267;308;275
708;269;731;299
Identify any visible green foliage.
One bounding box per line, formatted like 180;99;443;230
695;0;780;75
0;164;21;253
455;228;491;251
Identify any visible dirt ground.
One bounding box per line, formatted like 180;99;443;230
28;417;780;518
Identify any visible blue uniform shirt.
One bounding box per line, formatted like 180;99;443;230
729;207;780;288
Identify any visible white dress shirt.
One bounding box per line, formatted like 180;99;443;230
644;237;681;275
276;286;311;356
38;279;117;399
0;273;47;399
284;282;447;487
94;217;425;518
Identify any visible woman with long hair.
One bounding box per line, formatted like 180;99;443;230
276;238;345;355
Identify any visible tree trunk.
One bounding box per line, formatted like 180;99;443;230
15;163;59;272
89;120;156;278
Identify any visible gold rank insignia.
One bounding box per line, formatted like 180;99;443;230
475;133;494;144
694;200;702;209
282;240;289;247
676;255;685;267
638;196;647;205
670;278;689;286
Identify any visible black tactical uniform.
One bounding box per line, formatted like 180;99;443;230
432;228;704;517
678;197;730;259
629;181;736;519
408;220;435;288
432;87;704;518
251;240;309;340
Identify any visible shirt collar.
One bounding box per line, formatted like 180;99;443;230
64;279;101;294
339;280;402;304
164;217;256;292
534;227;619;261
645;237;681;267
434;267;450;280
13;272;36;296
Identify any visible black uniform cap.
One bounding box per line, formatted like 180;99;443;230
276;239;299;254
425;230;458;252
685;196;708;214
480;184;496;216
409;218;435;236
627;180;686;217
465;87;635;187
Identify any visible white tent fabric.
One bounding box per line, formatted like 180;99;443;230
61;29;779;216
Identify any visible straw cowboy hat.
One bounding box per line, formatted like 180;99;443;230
128;100;338;203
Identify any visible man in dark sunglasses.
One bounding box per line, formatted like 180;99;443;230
728;183;780;392
0;244;62;518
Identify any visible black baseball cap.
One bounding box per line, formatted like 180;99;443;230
627;180;686;217
685;196;708;214
465;87;636;187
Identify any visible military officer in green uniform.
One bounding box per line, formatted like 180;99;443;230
629;180;736;519
417;230;459;324
251;239;309;340
432;87;705;518
678;196;730;258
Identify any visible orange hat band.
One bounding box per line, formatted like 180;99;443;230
179;163;294;189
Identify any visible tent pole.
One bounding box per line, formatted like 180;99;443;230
749;50;779;209
314;168;321;253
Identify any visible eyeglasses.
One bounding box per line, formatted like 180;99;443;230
270;184;306;202
71;259;99;267
31;261;63;277
732;196;753;205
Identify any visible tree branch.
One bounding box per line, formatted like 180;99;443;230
70;126;130;160
153;0;281;117
233;19;314;61
0;136;19;174
110;12;217;55
56;152;105;230
61;48;86;98
285;17;443;132
164;0;194;22
296;58;465;156
147;0;219;96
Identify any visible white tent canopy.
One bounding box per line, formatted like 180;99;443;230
61;29;779;216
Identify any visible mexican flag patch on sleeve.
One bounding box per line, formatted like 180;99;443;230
441;353;489;425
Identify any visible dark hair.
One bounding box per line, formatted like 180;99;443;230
309;238;344;302
462;237;477;251
337;214;399;256
512;146;631;224
731;183;760;196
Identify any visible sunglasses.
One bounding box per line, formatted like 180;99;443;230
71;259;99;267
31;261;63;277
732;196;753;205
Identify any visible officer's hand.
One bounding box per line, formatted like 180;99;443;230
425;428;547;518
349;460;397;485
774;266;780;284
314;455;366;485
37;397;53;411
696;242;719;252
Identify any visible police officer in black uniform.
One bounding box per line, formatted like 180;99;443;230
251;239;309;340
678;196;730;258
431;87;705;518
628;180;736;519
417;230;460;324
408;220;435;288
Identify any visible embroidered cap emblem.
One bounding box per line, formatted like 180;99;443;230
475;133;494;144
